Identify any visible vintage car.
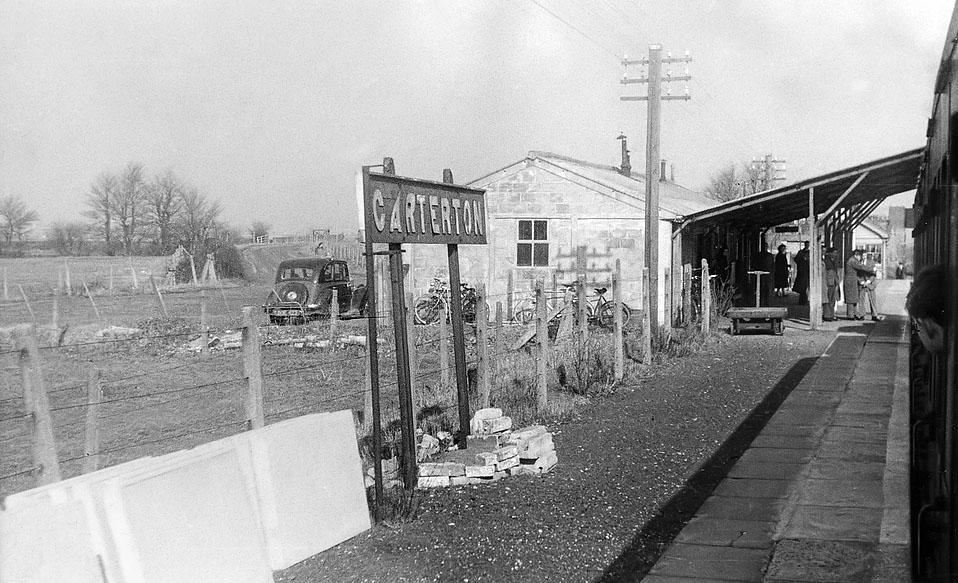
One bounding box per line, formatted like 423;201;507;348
263;258;367;324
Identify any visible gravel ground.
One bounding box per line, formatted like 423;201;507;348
277;323;834;583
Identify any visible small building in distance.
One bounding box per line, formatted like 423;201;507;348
852;218;889;276
407;149;716;322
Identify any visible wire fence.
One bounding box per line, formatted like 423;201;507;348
0;263;713;500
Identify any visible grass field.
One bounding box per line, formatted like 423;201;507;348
0;255;171;297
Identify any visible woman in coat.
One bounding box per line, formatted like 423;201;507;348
774;244;790;296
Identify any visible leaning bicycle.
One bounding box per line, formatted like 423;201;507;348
413;278;484;325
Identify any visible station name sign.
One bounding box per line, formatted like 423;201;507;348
362;169;487;245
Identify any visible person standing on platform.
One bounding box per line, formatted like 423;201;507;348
822;247;841;321
774;244;790;297
793;241;810;305
858;254;883;321
843;249;872;320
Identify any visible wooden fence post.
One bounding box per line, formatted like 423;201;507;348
535;280;548;411
613;259;624;382
663;268;672;342
200;290;210;356
439;303;450;386
404;292;418;407
576;274;588;344
64;260;72;296
150;274;168;317
557;287;574;341
83;282;102;321
330;289;340;344
3;266;8;301
52;290;59;329
494;301;503;383
701;259;711;335
189;254;199;286
129;256;139;290
682;263;692;325
15;325;61;485
242;307;265;430
363;334;374;425
642;268;652;364
109;265;115;292
477;283;490;408
506;271;514;323
82;370;102;474
18;284;35;324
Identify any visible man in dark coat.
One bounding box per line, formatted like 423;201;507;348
774;244;790;296
822;247;841;321
792;241;810;305
843;249;874;320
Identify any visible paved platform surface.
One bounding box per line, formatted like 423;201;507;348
643;280;911;582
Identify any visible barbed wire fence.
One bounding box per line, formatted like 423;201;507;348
0;260;712;501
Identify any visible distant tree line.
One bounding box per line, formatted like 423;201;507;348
78;162;240;257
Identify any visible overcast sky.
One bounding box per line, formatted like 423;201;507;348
1;0;953;235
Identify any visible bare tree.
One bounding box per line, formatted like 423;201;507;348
177;187;223;256
83;171;118;254
146;169;184;254
50;221;89;255
114;163;147;255
703;161;763;203
0;195;39;252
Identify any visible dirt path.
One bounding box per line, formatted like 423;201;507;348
277;324;835;582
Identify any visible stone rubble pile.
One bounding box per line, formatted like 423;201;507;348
416;408;558;489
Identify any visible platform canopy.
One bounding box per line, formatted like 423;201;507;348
679;148;923;231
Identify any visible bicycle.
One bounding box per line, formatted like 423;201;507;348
413;278;485;325
514;282;631;328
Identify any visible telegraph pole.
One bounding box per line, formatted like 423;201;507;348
751;154;787;192
621;45;691;331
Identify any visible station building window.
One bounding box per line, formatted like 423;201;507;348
517;219;549;267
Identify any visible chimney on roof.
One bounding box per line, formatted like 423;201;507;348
616;133;631;177
660;160;668;182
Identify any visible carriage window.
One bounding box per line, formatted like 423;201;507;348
517;220;549;267
319;265;334;282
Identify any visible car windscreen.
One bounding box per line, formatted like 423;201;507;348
280;267;316;281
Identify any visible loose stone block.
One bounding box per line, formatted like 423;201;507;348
418;462;466;477
496;456;519;472
495;444;518;461
481;416;512;434
417;434;440;461
449;476;471;486
470;408;503;433
467;434;505;451
535;451;558;473
417;476;450;488
507;425;547;450
475;452;498;466
519;433;554;460
465;465;495;478
509;465;538;476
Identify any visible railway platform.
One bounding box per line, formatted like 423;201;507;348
643;279;911;582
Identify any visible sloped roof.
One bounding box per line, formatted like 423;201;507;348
468;151;716;220
680;148;922;229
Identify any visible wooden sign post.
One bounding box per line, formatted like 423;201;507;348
361;159;487;492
